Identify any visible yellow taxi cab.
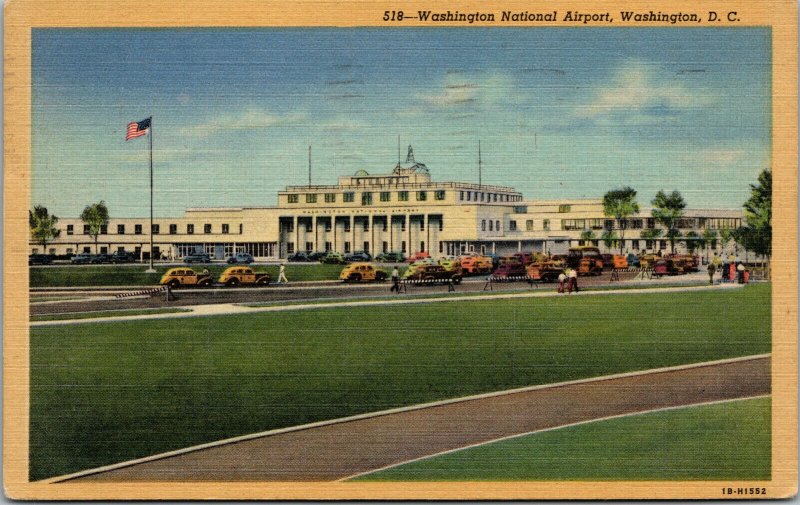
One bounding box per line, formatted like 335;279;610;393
339;262;387;282
159;267;213;288
218;266;271;286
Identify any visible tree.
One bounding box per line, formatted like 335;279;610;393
601;230;618;250
602;186;640;253
738;168;771;259
684;231;700;255
640;228;663;253
80;201;110;254
718;226;735;257
29;205;61;251
702;228;717;263
651;190;686;254
580;229;596;245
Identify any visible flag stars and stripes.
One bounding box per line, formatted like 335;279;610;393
126;117;151;141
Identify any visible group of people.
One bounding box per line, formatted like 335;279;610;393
706;254;749;285
557;268;579;294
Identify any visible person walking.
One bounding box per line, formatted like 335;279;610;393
737;262;745;284
390;265;400;293
707;262;716;285
557;271;566;293
568;267;579;293
278;263;289;284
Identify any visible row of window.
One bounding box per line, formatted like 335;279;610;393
288;190;447;205
65;223;242;236
285;240;420;255
459;191;521;203
284;219;444;233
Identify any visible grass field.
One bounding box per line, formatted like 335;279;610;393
355;397;771;481
29;263;353;287
29;284;770;480
30;308;192;322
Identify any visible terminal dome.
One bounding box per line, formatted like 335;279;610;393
354;169;370;176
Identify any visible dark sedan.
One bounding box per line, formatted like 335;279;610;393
28;254;53;265
184;252;211;263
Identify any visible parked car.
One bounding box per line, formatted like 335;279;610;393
70;253;95;265
91;253;114;264
491;263;527;279
626;253;640;268
308;251;328;261
339;263;387;282
287;251;311;262
526;261;563;283
567;247;604;275
403;264;462;284
28;254;53;265
111;251;136;263
218;266;271;286
406;251;430;263
438;257;461;272
159;268;213;288
226;252;254;264
459;255;493;275
184;252;211;263
321;252;346;264
344;251;372;263
376;251;405;263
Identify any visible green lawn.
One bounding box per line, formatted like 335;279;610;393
355;397;771;481
29;284;770;480
29;263;350;287
30;308;192;322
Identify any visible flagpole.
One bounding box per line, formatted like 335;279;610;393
146;116;156;273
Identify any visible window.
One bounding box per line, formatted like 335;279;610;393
489;220;493;231
325;241;332;252
659;240;667;250
239;224;243;234
561;219;586;231
169;224;177;234
460;191;464;200
380;192;391;202
306;242;313;252
480;193;484;202
543;219;550;231
135;224;143;235
435;190;445;200
632;240;640;250
117;224;125;234
100;225;108;235
481;220;486;231
513;206;528;213
187;224;194;234
398;191;409;201
382;241;388;253
509;220;517;231
363;220;369;232
222;224;230;234
83;224;90;235
287;242;295;254
344;241;351;254
344;221;351;232
361;192;373;205
401;241;407;253
363;241;369;252
604;220;615;230
401;219;406;232
204;224;212;234
630;219;643;229
526;220;533;231
305;194;317;203
496;220;500;231
325;193;336;203
66;224;74;235
343;192;355;203
420;219;424;231
439;219;443;231
416;191;427;201
420;241;425;252
493;194;498;202
325;220;332;232
558;204;571;213
151;224;160;234
647;218;656;229
466;192;471;201
306;220;313;232
287;194;299;203
588;219;604;230
382;218;388;232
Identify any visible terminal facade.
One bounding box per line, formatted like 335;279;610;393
32;147;743;261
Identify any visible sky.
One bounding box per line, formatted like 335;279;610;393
32;28;771;218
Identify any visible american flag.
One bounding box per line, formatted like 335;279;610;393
126;117;151;141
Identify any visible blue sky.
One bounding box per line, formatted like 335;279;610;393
32;28;771;217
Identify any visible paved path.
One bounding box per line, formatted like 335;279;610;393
30;282;743;327
55;354;769;482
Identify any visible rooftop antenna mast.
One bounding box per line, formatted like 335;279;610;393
397;135;401;167
308;145;312;188
478;139;482;189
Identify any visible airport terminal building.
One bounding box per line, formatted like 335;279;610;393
32;147;744;261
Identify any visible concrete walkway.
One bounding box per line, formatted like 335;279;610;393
31;282;744;327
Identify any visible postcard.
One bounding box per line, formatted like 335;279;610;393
4;0;797;500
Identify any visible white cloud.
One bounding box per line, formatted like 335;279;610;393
578;60;715;120
181;108;308;138
682;148;747;167
419;72;518;108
